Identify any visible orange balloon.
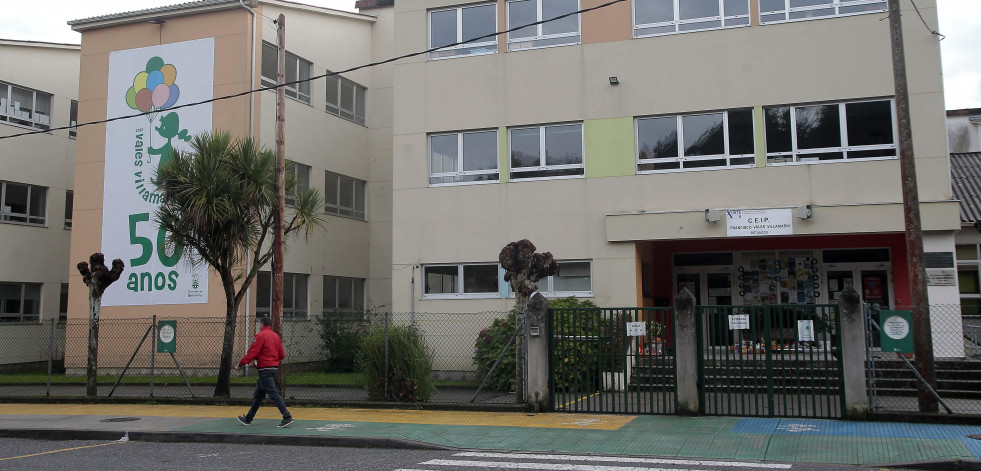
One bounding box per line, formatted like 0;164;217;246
160;64;177;86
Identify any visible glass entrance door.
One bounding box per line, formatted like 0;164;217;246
677;271;733;346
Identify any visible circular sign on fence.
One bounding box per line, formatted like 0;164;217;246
883;315;910;340
159;324;175;343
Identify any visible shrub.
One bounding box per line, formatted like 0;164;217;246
357;324;435;402
315;311;370;373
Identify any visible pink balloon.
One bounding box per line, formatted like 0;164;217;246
135;88;153;112
151;83;170;108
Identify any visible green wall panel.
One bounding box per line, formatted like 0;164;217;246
585;117;635;178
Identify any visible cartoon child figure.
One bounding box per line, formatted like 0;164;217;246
148;112;191;184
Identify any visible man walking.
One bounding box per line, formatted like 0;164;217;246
235;317;294;428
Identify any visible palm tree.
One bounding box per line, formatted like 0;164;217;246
155;131;324;397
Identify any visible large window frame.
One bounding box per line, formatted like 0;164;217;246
633;0;750;38
285;161;310;207
764;98;897;165
759;0;887;24
507;0;581;51
69;100;78;138
0;282;41;323
1;180;47;226
423;263;500;299
429;129;500;185
256;272;309;320
323;275;366;313
429;3;498;60
0;81;53;131
64;190;73;229
509;123;584;181
260;42;312;105
325;171;366;220
508;259;594;297
325;73;366;125
636;108;756;173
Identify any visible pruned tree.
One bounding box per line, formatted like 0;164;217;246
155;131;324;397
77;253;125;397
499;239;558;402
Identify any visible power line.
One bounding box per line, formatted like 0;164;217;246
0;0;626;142
909;0;944;40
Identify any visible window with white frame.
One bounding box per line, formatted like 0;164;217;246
1;181;47;225
256;272;309;319
0;81;52;131
64;191;73;229
285;161;310;207
430;3;498;60
764;99;895;164
324;275;365;312
261;42;312;104
760;0;886;24
430;129;499;185
633;0;749;37
69;100;78;138
540;260;592;296
507;0;580;51
59;283;69;321
325;73;366;125
0;282;41;323
423;263;499;298
637;108;755;172
510;123;584;180
325;171;366;220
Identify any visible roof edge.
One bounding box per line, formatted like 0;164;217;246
0;39;80;50
261;0;376;21
69;0;256;32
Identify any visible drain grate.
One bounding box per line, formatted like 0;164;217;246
99;417;141;423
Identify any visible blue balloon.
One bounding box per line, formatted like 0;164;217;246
162;84;180;109
146;70;165;91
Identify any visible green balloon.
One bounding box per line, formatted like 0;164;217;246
125;86;138;109
145;56;165;73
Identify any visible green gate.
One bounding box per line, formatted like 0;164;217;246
549;307;676;414
696;304;845;418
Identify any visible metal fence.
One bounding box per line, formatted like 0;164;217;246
866;304;981;416
0;311;515;405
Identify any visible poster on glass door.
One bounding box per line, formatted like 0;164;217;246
101;38;214;306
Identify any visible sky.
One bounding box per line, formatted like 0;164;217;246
1;0;979;110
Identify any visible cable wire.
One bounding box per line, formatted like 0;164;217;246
0;0;626;141
909;0;944;40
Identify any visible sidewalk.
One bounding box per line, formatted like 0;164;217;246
1;403;981;468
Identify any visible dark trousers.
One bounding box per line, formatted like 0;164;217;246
245;367;291;421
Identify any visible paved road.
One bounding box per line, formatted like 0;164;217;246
0;438;883;471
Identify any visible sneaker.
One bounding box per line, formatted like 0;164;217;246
277;418;294;428
236;415;252;426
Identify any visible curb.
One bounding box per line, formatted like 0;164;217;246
879;460;981;471
0;428;455;450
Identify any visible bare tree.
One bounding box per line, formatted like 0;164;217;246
76;253;125;397
499;239;557;402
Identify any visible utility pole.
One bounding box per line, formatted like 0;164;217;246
888;0;937;413
273;14;286;337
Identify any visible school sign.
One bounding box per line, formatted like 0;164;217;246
102;39;213;306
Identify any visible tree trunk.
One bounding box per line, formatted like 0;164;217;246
213;281;239;397
86;289;100;397
512;279;530;404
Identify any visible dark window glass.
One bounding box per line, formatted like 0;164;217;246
673;252;734;266
542;0;579;35
682;113;724;156
635;0;674;24
764;106;792;153
463;265;498;293
511;128;541;167
845;100;893;146
431;9;458;48
463;131;497;171
463;4;497;42
508;0;537;39
544;124;582;166
680;0;720;20
637;116;678;160
425;266;458;294
728;109;754;155
795;104;841;149
261;43;277;82
822;248;890;263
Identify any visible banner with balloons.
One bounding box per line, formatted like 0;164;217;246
102;38;214;307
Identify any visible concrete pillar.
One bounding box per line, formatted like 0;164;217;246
525;292;550;411
674;288;699;415
838;286;869;419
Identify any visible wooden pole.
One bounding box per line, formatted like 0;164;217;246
273;14;286;336
888;0;937;413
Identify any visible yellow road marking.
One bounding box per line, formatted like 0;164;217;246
0;441;126;462
0;404;634;430
558;392;600;409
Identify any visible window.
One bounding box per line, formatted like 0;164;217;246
430;130;499;185
0;282;41;323
325;73;366;125
0;81;52;131
507;0;580;51
285;162;310;207
1;181;47;225
637;108;754;172
423;263;499;298
325;171;366;220
260;42;312;104
430;3;498;59
256;272;309;320
64;191;73;229
539;260;592;296
765;99;895;164
959;244;981;317
324;276;365;312
633;0;749;37
510;123;584;180
69;100;78;138
59;283;69;321
760;0;886;24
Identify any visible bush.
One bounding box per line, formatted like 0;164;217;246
357;324;435;402
315;311;370;373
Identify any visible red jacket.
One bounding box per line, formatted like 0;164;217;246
239;326;285;368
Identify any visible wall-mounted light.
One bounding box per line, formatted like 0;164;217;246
705;209;722;223
609;76;619;86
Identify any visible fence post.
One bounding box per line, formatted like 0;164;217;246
525;293;549;410
839;286;869;419
46;319;55;398
674;288;699;415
